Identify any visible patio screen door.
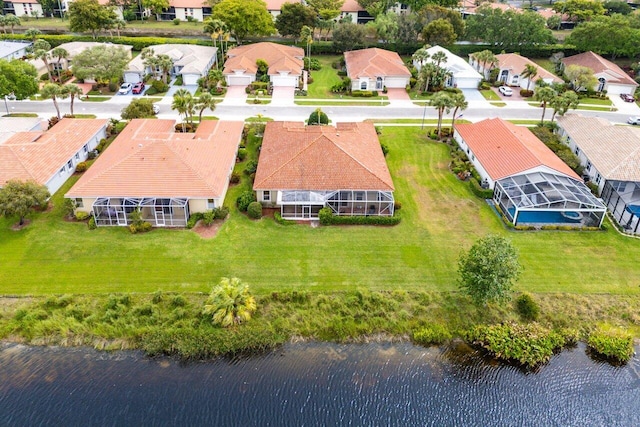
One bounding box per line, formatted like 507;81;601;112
155;207;166;226
303;206;311;219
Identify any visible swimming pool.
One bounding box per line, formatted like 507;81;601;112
508;208;584;225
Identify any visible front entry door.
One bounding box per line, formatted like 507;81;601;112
155;207;165;226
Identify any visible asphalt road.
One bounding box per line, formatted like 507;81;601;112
3;96;635;126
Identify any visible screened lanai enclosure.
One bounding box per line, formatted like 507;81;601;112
601;180;640;234
92;197;189;227
278;190;394;220
493;172;606;227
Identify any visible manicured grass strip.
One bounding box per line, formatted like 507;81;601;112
82;96;110;102
295;100;390;106
72;114;97;119
303;55;343;99
481;89;501;101
3;113;38;117
490;102;506;107
577;97;612;106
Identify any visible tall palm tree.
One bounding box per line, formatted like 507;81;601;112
24;28;42;41
431;91;455;139
431;50;447;69
534;86;557;124
412;44;431;68
172;89;194;131
300;25;313;71
195;92;216;122
33;39;53;82
472;50;498;79
550;90;579;122
203;18;226;68
450;92;468;132
50;46;69;81
141;47;159;80
64;83;84;116
522;64;538;91
418;62;437;92
40;83;63;119
202;277;257;327
157;54;174;84
205;68;224;92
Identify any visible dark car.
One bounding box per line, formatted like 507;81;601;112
132;82;145;94
620;93;636;103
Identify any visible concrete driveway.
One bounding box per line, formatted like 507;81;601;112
271;86;295;106
221;85;248;105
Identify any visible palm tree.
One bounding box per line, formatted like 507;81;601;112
0;16;6;35
300;25;313;71
550;90;579;122
157;54;174;84
33;39;53;82
472;50;498;80
63;84;84;116
50;47;69;81
40;83;64;119
431;50;447;69
203;18;226;68
202;277;257;327
205;68;224;92
412;44;431;68
534;86;557;124
24;28;42;41
522;64;538;91
450;92;468;132
141;47;159;80
172;89;195;131
431;91;455;139
4;14;20;34
195;92;216;122
417;62;437;92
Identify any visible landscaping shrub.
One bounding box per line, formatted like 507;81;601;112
247;202;263;219
170;295;187;308
75;162;88;173
380;142;389;157
88;216;97;230
229;172;240;184
151;79;168;93
213;206;229;220
308;108;329;125
175;123;195;133
202;209;215;226
413;324;452;346
75;211;90;221
351;90;377;97
304;57;321;70
186;212;204;228
129;221;152;234
520;89;534;98
173;18;180;25
465;322;566;368
587;329;634;363
318;207;401;226
236;190;256;212
96;138;108;153
274;211;295;225
515;293;540;321
237;148;247;161
244;159;258;175
469;178;494;199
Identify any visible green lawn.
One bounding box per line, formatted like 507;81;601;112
481;89;500;101
303;56;343;99
18;17;204;32
2;127;640;296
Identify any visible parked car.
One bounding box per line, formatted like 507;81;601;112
118;83;132;95
628;116;640;125
620;93;636;103
132;82;145;94
498;86;513;96
152;104;159;115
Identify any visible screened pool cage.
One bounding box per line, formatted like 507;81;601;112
92;197;189;227
493;172;606;227
278;190;394;220
602;180;640;234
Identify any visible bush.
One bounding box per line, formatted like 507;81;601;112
75;161;88;173
308;108;329;125
236;190;256;212
213;206;229;220
96;138;108;153
413;324;452;346
75;211;90;221
244;159;258;175
151;79;169;93
351;90;377;97
318;207;401;226
173;18;180;25
380;142;389;157
588;329;634;363
515;293;540;321
88;216;97;229
520;89;534;97
186;212;204;228
229;171;240;184
304;57;321;70
469;178;494;199
175;122;195;133
202;209;215;226
274;211;295;225
237;148;247;161
247;201;263;219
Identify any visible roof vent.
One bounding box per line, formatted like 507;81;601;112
138;143;143;147
336;132;340;137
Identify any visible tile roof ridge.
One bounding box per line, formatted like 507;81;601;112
162;135;219;193
5;146;38;182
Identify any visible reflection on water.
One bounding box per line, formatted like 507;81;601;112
1;341;639;426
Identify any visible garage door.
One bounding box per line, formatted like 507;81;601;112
124;72;142;84
455;77;481;89
384;77;408;88
183;74;200;86
271;75;298;87
227;75;252;86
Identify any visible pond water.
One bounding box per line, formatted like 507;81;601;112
1;341;639;426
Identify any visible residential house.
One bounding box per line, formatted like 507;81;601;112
124;44;217;85
266;0;297;19
557;114;640;234
339;0;374;24
254;122;395;220
66;119;243;227
2;0;43;18
453;118;606;227
414;45;482;89
469;53;562;89
0;40;31;61
0;118;108;195
0;117;43;144
29;42;133;78
223;42;303;87
561;51;638;95
344;48;411;91
159;0;210;21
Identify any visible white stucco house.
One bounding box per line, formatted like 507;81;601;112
0;40;31;61
124;44;217;86
223;42;304;88
561;51;638;95
469;52;562;90
414;45;482;89
344;48;411;91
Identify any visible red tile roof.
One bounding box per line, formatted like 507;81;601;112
265;0;298;10
454;118;579;181
224;42;304;76
341;0;365;12
495;53;562;83
67;120;244;199
561;51;638;87
169;0;206;7
0;118;107;186
344;48;411;79
253;122;394;191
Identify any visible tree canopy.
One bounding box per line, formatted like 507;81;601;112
563;64;597;92
275;2;317;40
121;98;157;120
552;0;605;22
458;235;521;305
69;0;118;39
0;59;39;100
332;22;366;52
0;180;50;226
211;0;275;44
566;14;640;59
422;18;456;46
71;45;130;83
416;4;464;42
202;277;257;327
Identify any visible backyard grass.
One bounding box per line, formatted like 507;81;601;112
16;17;205;32
1;126;640;296
303;56;343;99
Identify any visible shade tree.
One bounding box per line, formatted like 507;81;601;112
0;180;50;227
72;44;130;83
0;59;39;100
211;0;275;44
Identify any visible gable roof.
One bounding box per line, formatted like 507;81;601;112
454;118;580;181
344;48;411;79
561;51;638;87
66;120;244;199
265;0;298;10
224;42;304;76
557;114;640;182
421;45;482;79
495;53;562;83
253;122;394;191
169;0;207;7
0;118;107;186
341;0;365;12
127;44;216;75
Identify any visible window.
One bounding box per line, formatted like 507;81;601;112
75;198;84;208
59;167;65;176
586;161;591;171
263;191;270;202
75;153;80;161
207;198;215;209
356;192;364;201
67;160;73;169
574;147;580;156
360;81;367;90
83;144;88;153
595;174;602;185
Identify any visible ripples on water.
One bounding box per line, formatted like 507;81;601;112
1;341;639;426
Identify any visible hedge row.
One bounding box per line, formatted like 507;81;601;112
469;178;494;199
1;34;207;51
318;207;401;226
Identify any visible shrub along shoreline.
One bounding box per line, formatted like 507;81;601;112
0;290;636;366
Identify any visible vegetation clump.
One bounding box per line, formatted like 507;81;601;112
515;293;540;321
413;324;452;346
587;328;634;363
203;277;257;327
247;201;263;219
